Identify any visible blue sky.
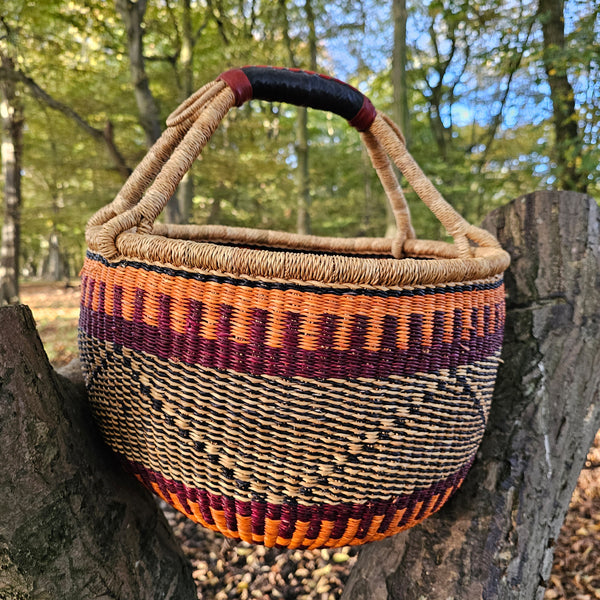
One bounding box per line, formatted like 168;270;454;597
323;0;597;136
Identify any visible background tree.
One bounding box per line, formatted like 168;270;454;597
279;0;318;235
115;0;185;222
0;49;24;305
538;0;588;192
1;0;135;284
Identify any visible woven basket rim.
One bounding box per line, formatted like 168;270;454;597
84;75;510;285
87;225;510;288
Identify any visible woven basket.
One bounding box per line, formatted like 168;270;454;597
79;66;510;549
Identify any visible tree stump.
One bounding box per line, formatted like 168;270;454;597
342;191;600;600
0;306;196;599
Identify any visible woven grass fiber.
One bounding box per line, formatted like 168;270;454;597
79;66;510;549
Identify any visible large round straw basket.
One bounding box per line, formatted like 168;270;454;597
79;66;510;549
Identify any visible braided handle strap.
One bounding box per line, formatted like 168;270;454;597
87;66;499;261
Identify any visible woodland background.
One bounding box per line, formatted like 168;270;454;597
1;0;598;302
1;2;600;599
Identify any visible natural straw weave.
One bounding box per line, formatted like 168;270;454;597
79;67;510;549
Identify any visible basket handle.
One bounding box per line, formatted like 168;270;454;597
218;66;377;132
89;67;499;260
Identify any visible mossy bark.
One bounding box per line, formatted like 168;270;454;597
342;191;600;600
0;306;196;600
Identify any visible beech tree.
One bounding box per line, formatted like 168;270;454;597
538;0;588;192
0;51;23;305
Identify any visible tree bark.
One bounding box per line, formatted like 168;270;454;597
391;0;409;146
0;53;24;306
0;305;196;599
296;105;311;236
342;191;600;600
538;0;586;193
42;229;65;282
115;0;162;148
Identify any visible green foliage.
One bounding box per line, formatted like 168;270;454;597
1;0;599;280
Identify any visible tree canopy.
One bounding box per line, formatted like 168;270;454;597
0;0;598;287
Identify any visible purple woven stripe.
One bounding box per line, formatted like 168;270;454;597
124;456;473;542
79;304;504;380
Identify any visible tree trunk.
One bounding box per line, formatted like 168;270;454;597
115;0;182;223
0;53;24;306
0;306;197;599
177;0;196;224
43;229;64;282
295;0;317;236
115;0;162;147
296;106;311;235
391;0;409;146
278;0;309;236
360;143;373;235
342;191;600;600
538;0;586;193
385;0;409;239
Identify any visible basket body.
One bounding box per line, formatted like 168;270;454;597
79;250;505;549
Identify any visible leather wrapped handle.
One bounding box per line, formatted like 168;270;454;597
218;66;377;132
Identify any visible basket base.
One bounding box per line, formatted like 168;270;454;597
125;456;473;549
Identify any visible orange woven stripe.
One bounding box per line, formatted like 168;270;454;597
83;260;504;352
167;491;190;517
404;500;425;529
365;514;386;538
371;507;408;542
364;487;458;542
237;515;253;543
423;490;442;517
438;483;457;511
307;520;336;550
141;475;458;548
443;310;455;343
145;478;218;532
288;520;312;549
461;309;473;340
336;517;362;546
264;519;281;547
477;305;487;337
209;507;235;538
275;535;292;546
188;501;217;531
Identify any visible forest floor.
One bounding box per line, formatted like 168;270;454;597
20;281;600;600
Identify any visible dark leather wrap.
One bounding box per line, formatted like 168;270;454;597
218;66;376;131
